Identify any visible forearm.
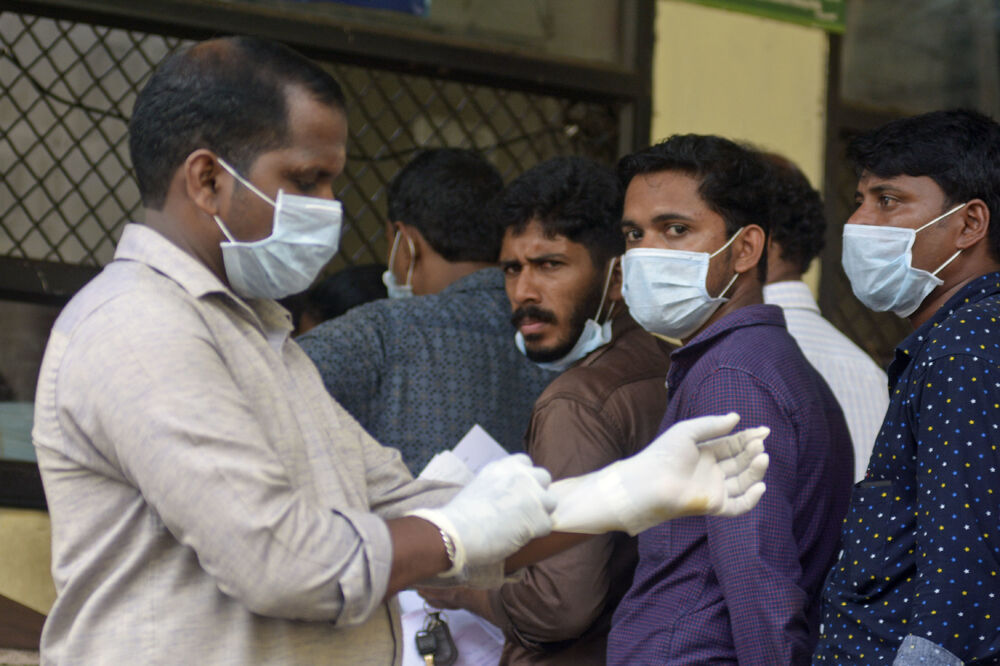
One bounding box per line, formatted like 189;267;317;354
504;531;591;573
385;516;451;598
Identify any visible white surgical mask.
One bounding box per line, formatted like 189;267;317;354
213;158;342;300
515;258;617;372
382;231;415;299
622;229;742;340
842;202;966;318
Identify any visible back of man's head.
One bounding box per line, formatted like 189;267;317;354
129;36;346;211
386;148;504;263
762;152;825;277
493;156;624;267
617;134;771;278
848;109;1000;259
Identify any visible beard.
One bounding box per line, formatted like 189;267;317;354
511;274;607;364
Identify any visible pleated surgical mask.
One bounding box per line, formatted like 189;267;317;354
213;158;342;300
622;229;742;340
842;202;966;318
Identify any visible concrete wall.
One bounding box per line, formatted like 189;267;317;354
651;0;830;290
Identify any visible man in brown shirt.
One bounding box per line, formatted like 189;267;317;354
421;157;672;664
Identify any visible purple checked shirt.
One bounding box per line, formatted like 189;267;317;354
607;305;854;665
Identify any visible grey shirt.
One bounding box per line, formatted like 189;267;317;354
298;268;558;473
32;224;459;665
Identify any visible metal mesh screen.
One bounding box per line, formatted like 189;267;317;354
821;128;910;368
0;10;622;275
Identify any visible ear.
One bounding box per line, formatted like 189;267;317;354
955;199;990;250
732;224;766;275
398;224;423;262
607;256;624;302
183;150;228;217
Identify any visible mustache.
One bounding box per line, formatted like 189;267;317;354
510;305;557;328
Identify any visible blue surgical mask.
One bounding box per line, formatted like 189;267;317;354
515;258;617;372
622;229;742;340
842;202;966;318
213;158;342;300
382;232;415;299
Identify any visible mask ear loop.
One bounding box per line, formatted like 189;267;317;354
216;157;276;208
708;227;744;299
915;202;967;233
594;257;618;323
387;231;417;287
402;234;416;287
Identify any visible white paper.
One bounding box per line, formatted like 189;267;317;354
420;450;476;485
398;590;504;666
451;424;509;474
401;425;509;665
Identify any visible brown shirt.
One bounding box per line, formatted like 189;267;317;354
489;314;672;665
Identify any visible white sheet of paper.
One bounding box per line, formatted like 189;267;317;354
401;425;509;665
420;450;475;485
451;424;509;474
398;590;504;666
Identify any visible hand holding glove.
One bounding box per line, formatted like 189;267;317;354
408;454;555;579
549;413;769;536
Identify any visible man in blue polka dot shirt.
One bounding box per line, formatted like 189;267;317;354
813;109;1000;664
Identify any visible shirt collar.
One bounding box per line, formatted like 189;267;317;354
889;271;1000;384
762;280;820;313
113;223;292;343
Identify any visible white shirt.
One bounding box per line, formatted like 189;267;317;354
764;280;889;482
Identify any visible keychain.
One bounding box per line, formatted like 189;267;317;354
414;611;457;666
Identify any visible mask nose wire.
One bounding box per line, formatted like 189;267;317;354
594;257;618;322
217;157;277;208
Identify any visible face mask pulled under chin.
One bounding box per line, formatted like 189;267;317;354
514;259;617;372
382;232;415;299
515;318;613;372
213;158;342;300
841;202;966;318
622;231;741;340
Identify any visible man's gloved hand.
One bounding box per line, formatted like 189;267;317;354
408;454;555;579
549;413;769;536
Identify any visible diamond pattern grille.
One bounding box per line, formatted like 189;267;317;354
1;10;622;275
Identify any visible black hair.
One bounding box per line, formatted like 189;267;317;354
616;134;771;279
493;156;624;267
386;148;504;263
762;153;825;275
304;264;387;323
848;109;1000;259
129;36;346;210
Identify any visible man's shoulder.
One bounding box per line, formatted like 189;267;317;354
56;259;200;342
536;325;669;410
918;291;1000;365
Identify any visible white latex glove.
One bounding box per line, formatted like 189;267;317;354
549;413;769;536
408;453;555;578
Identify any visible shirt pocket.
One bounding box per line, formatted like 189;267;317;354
826;480;896;601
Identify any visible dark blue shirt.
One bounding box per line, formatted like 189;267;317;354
608;304;853;666
298;268;558;473
814;273;1000;664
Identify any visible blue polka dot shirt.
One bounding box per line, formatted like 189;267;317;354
814;273;1000;664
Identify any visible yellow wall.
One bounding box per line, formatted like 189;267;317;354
652;0;830;291
0;508;55;615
